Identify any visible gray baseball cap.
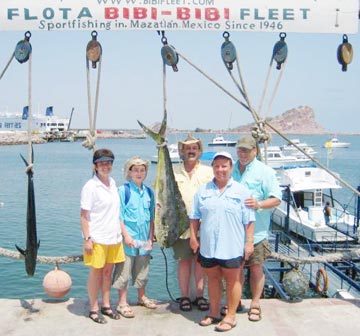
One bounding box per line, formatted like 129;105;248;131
236;136;256;149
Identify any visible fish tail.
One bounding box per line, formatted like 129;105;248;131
15;244;26;257
137;108;167;145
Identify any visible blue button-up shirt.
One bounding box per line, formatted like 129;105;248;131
190;178;255;260
119;180;155;256
232;158;282;244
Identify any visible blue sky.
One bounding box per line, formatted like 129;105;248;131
0;27;359;133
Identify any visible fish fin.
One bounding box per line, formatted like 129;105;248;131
20;144;34;167
15;244;26;257
19;153;28;167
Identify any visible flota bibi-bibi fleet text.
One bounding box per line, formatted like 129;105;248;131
6;6;311;31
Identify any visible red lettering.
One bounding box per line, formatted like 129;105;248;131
151;7;157;20
177;7;190;20
104;7;119;19
205;8;220;21
134;7;147;19
195;8;201;19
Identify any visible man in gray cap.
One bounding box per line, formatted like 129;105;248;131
222;135;281;322
173;134;213;312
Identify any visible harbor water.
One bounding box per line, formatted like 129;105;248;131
0;133;359;300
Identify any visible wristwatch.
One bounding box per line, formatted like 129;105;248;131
84;236;92;241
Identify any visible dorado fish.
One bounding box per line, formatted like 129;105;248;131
138;110;189;248
15;149;40;276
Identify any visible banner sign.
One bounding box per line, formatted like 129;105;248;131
0;0;358;33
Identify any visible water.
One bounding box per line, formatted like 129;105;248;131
0;133;359;300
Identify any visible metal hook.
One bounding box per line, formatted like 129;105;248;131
157;31;168;45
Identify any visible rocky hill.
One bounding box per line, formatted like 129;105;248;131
231;106;327;134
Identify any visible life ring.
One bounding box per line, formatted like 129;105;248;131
315;268;329;296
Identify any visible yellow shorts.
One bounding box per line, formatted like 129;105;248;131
83;242;125;268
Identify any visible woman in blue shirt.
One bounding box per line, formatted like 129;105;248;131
190;152;255;332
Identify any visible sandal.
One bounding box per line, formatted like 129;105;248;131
101;306;120;320
138;296;157;309
214;320;237;332
89;310;107;324
117;304;135;318
220;300;244;316
199;315;222;327
248;306;262;322
192;296;209;311
178;297;192;312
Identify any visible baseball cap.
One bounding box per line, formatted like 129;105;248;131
236;136;257;149
212;151;233;163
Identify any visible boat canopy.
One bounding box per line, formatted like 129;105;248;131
278;166;342;192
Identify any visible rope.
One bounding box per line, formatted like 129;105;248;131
83;34;102;152
175;49;250;113
263;62;286;120
27;53;33;164
1;246;360;265
0;53;15;81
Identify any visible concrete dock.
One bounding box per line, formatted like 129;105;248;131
2;298;359;335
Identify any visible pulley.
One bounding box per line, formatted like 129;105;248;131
160;35;179;72
272;32;288;70
14;31;32;64
86;31;102;69
221;32;236;70
337;34;353;72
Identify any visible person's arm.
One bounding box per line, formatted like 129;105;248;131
80;209;93;255
256;196;281;210
189;219;200;253
244;221;254;261
121;220;134;247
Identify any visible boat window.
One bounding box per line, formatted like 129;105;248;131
293;192;304;208
303;192;314;208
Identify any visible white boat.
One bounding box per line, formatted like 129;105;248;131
208;135;237;147
281;139;317;157
261;146;311;169
151;144;182;164
0;107;70;134
272;165;359;243
323;137;350;148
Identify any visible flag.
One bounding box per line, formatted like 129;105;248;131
22;106;29;120
45;106;54;116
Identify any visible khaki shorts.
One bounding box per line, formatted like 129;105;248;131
112;254;151;289
172;238;195;261
83;242;125;268
245;239;271;267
